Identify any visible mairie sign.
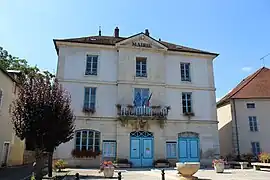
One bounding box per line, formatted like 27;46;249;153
132;42;151;48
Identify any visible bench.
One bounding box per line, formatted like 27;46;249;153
228;161;249;169
251;162;270;170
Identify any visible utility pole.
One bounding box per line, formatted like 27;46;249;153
260;53;270;67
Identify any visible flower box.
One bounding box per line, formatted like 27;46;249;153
153;159;170;168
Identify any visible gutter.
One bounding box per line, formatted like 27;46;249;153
232;99;240;157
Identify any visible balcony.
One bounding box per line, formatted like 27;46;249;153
116;105;170;120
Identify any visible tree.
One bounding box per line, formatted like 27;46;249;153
12;75;75;179
0;46;54;81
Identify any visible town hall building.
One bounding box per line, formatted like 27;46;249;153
53;27;219;167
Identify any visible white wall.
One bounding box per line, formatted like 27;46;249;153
57;44;216;121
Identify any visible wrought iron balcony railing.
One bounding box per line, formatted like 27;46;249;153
116;105;170;118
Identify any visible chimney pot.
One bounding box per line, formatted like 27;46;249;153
114;27;119;37
99;26;101;36
145;29;150;36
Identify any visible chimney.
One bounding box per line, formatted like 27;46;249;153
145;29;149;36
99;26;101;36
114;27;119;37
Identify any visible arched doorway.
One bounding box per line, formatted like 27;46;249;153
178;132;200;162
130;131;154;167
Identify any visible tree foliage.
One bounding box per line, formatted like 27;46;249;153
0;46;54;81
12;76;75;151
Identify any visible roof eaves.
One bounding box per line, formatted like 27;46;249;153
0;67;18;83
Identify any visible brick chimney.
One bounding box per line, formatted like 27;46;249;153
145;29;149;36
114;27;119;37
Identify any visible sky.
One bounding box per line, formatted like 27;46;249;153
0;0;270;100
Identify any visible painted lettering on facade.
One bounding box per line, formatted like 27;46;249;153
132;42;152;48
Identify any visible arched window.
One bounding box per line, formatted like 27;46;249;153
75;130;100;152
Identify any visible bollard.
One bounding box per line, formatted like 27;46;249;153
118;171;122;180
161;169;165;180
75;173;80;180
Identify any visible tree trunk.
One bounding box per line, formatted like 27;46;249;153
34;149;45;180
48;152;53;177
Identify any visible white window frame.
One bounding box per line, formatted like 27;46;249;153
75;130;100;152
251;141;260;155
102;140;116;157
182;92;192;113
180;63;191;82
84;87;96;109
249;116;258;132
165;141;177;159
85;55;98;76
136;57;147;77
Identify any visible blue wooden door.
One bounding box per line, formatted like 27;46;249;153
130;131;154;167
179;137;199;162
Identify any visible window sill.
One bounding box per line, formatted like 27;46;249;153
181;80;192;83
135;76;147;79
84;74;98;77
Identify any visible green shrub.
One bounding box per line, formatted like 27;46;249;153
53;159;67;172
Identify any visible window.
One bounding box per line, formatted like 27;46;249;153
251;142;260;156
85;55;98;75
136;57;147;77
166;142;177;158
75;130;100;152
0;89;2;108
103;140;116;157
249;116;258;132
180;63;191;81
182;92;192;113
246;103;255;109
84;87;96;109
133;88;149;106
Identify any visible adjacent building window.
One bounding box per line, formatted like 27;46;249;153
75;130;100;152
180;63;191;81
166;142;177;158
133;88;149;106
102;140;116;157
182;92;192;113
136;57;147;77
251;142;260;156
249;116;258;132
84;87;96;109
246;103;255;109
0;89;3;108
85;55;98;75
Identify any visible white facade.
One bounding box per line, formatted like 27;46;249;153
54;30;219;167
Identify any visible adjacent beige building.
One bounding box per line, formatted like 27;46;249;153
0;68;25;166
217;67;270;158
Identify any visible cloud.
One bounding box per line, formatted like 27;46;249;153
241;67;252;72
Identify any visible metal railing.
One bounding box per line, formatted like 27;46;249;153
118;106;169;117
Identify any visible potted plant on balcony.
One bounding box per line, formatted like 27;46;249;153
99;161;115;178
82;106;95;114
212;159;226;173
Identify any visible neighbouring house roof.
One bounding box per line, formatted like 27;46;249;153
0;67;18;83
217;67;270;107
53;32;219;56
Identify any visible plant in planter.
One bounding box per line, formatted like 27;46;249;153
153;159;170;168
212;159;226;173
99;161;116;178
71;149;101;159
53;159;67;172
259;152;270;163
82;106;96;114
114;158;133;168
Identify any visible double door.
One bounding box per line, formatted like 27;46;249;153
130;137;153;167
179;137;199;162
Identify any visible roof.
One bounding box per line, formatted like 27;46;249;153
53;32;218;56
0;67;18;83
217;67;270;107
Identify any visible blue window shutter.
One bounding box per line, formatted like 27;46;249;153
134;88;141;106
84;88;90;107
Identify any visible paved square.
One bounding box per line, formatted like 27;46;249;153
65;168;270;180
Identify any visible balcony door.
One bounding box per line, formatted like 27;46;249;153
134;88;149;107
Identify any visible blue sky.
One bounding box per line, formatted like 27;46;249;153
1;0;270;100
